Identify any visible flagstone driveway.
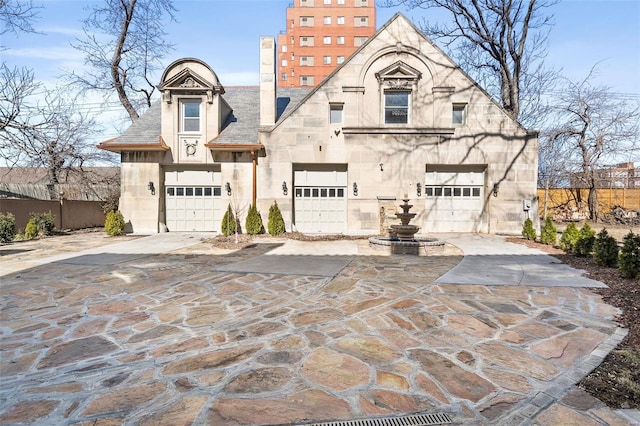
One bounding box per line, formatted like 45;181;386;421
0;233;636;425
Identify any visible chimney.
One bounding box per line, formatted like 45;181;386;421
260;36;276;126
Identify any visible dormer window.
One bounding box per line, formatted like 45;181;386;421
376;60;422;126
181;100;200;132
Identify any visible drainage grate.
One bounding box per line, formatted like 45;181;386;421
303;412;454;426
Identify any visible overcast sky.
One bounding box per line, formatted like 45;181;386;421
2;0;639;136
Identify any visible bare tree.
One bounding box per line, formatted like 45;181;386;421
382;0;557;123
70;0;176;121
0;0;40;36
0;63;114;185
542;71;640;222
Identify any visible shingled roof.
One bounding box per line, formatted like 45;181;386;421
98;87;310;151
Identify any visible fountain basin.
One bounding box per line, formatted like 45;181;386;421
368;235;445;256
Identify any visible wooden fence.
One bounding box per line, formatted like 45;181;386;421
537;188;640;220
0;199;106;231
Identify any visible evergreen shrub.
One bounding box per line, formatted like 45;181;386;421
540;217;557;245
24;219;38;239
221;204;237;236
522;218;536;241
267;201;285;236
619;231;640;279
0;212;16;243
245;205;264;235
593;228;619;267
574;223;596;257
29;211;55;236
560;222;580;253
105;210;126;236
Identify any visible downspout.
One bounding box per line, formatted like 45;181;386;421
251;148;258;207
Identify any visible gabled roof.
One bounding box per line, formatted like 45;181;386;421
268;12;529;133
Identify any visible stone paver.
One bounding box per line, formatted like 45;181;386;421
0;233;636;425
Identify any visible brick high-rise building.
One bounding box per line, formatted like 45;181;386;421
277;0;376;87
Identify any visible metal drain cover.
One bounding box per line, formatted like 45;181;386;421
299;412;454;426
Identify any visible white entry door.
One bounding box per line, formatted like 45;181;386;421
294;168;347;233
424;170;485;232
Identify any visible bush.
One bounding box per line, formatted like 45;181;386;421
245;205;264;235
104;210;125;236
594;228;619;267
29;211;56;236
24;219;38;239
221;204;237;236
0;212;16;243
521;218;536;241
560;222;580;253
539;217;557;245
619;231;640;279
574;222;596;257
267;201;285;236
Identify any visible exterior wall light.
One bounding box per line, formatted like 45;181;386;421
416;182;422;197
147;182;155;195
353;182;358;196
282;181;288;195
379;163;384;171
225;182;232;196
492;183;499;197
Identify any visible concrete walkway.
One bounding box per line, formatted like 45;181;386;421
0;233;637;425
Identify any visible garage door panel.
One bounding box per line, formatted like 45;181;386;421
165;184;221;232
294;183;346;234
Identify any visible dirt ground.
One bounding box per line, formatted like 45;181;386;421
508;223;640;409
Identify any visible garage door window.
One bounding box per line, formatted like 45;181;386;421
425;186;481;198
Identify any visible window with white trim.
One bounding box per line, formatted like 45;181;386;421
300;56;314;66
323;56;331;64
384;91;410;124
337;56;345;64
355;16;368;26
300;16;314;26
323;16;331;24
282;73;288;81
323;36;331;44
281;59;288;66
337;36;345;45
181;100;200;132
282;45;288;52
453;104;467;125
300;75;314;86
324;0;331;4
337;0;345;4
300;36;314;46
337;16;345;24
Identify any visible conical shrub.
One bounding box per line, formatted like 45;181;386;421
267;201;285;236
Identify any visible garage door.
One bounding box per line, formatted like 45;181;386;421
165;186;222;231
424;169;485;232
294;168;347;234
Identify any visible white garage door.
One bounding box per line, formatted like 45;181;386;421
165;186;222;232
424;170;485;232
294;169;347;234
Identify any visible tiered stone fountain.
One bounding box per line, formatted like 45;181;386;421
369;197;444;255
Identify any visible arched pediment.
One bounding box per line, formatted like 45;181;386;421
158;58;224;103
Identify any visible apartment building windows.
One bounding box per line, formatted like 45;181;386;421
282;59;288;67
323;16;331;24
337;56;345;64
355;0;368;5
300;0;313;6
300;36;315;46
282;73;288;81
337;0;345;4
282;45;288;52
337;16;345;24
300;56;315;66
354;36;368;46
300;16;314;26
324;0;331;4
337;36;345;45
300;75;315;86
323;56;332;64
355;16;368;26
323;36;332;44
